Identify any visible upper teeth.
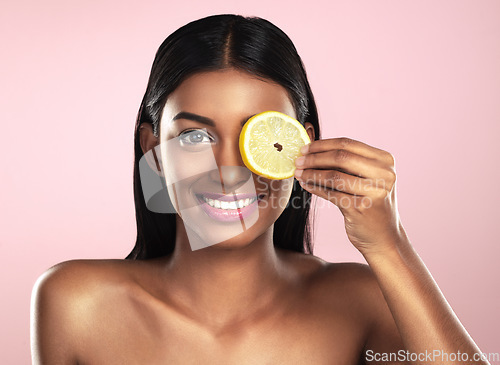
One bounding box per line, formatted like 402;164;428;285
202;196;257;209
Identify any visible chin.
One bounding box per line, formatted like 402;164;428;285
204;227;267;251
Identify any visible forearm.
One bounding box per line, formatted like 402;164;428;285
362;229;489;365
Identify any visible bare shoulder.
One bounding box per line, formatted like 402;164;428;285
31;259;141;364
278;250;385;312
318;260;380;292
282;253;391;323
32;258;151;316
278;249;379;294
312;260;405;354
311;260;389;313
32;258;131;313
33;259;138;301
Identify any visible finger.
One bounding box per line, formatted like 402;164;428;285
302;137;394;164
295;149;390;180
295;168;372;196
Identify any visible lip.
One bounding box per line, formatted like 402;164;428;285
195;192;264;223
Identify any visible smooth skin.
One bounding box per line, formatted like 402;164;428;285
31;69;489;365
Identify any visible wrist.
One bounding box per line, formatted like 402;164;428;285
359;226;412;265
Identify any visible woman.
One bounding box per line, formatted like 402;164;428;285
31;14;489;364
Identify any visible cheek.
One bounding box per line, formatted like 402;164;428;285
277;178;294;196
276;178;294;209
269;178;294;196
258;177;294;211
161;141;217;184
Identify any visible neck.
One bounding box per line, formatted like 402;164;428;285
161;215;289;332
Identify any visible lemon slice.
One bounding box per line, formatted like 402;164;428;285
239;111;311;180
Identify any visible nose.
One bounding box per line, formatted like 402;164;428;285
208;140;252;191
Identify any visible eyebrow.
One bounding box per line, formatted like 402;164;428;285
172;111;255;127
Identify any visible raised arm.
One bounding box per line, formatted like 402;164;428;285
294;137;490;365
362;230;489;364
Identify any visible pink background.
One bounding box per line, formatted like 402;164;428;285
1;0;499;363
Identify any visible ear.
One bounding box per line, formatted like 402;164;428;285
304;122;316;142
139;123;162;175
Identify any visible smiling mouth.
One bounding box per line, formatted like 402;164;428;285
195;193;265;208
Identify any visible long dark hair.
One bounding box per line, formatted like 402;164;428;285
126;14;321;260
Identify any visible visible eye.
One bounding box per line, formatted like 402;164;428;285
178;129;215;147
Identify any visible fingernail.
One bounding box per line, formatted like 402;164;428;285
294;169;303;178
295;156;305;167
300;144;309;155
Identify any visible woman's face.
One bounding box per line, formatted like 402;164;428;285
159;68;301;250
